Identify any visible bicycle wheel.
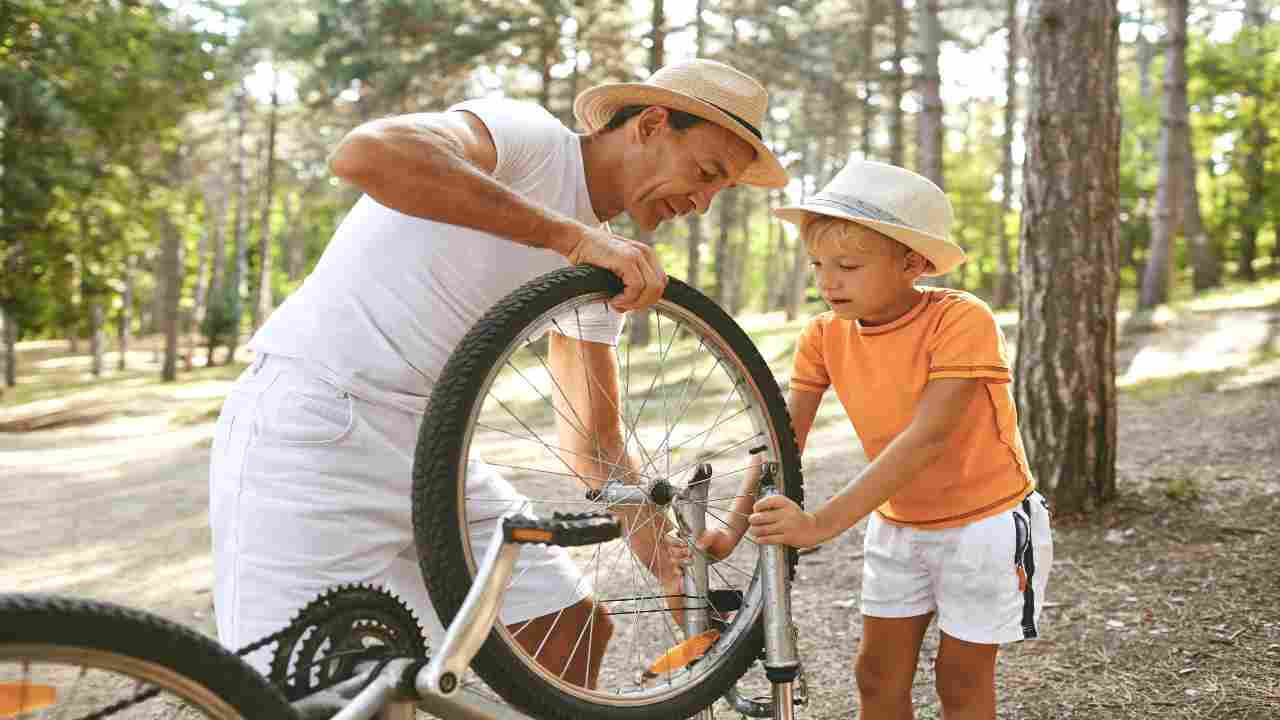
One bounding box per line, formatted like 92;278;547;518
0;594;299;719
413;266;803;720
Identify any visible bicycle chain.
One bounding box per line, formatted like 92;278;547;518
68;585;419;720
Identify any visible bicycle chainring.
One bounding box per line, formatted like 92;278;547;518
266;584;427;701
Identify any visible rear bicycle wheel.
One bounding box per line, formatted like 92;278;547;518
413;266;803;720
0;594;299;719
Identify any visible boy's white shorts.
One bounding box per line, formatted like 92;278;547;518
209;355;589;672
860;492;1053;645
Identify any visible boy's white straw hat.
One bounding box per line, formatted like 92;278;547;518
775;159;966;276
574;58;789;188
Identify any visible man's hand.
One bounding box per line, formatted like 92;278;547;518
666;526;746;568
616;506;687;623
748;495;826;548
559;227;668;312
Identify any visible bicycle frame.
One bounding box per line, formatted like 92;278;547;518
301;470;802;720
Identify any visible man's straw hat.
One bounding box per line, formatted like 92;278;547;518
574;59;789;188
775;159;966;276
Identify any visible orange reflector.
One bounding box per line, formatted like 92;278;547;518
0;683;57;717
509;528;554;543
644;629;720;678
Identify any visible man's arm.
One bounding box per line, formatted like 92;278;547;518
750;377;981;547
328;111;665;311
548;332;682;592
329;111;577;255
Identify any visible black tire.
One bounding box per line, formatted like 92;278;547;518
0;593;300;719
413;266;803;720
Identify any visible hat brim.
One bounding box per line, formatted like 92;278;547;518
575;83;789;189
775;205;966;277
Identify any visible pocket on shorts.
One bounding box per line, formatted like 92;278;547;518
256;373;356;446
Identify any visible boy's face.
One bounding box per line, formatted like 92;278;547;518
807;222;926;325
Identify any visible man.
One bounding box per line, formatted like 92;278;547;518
208;58;788;686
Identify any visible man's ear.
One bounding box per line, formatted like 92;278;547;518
634;106;668;143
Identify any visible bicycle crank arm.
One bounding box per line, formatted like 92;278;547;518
421;512;622;698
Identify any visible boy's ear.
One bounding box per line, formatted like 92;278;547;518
904;250;928;277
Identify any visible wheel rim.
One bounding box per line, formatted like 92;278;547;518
0;645;242;719
453;292;787;708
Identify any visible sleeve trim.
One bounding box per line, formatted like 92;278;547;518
789;379;830;393
928;370;1010;383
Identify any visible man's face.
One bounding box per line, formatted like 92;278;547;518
624;112;757;232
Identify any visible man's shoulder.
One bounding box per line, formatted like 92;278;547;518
451;97;567;132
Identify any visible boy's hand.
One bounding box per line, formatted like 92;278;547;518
749;495;824;548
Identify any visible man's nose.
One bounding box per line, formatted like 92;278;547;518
691;181;730;215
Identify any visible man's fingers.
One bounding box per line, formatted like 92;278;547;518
611;262;646;310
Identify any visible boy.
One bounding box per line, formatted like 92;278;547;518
691;159;1052;719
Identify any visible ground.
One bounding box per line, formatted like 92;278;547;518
2;282;1277;719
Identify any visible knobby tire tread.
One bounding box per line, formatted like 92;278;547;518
0;593;299;719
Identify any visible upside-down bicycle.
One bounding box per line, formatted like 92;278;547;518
0;266;807;720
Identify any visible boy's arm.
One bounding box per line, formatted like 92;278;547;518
696;387;823;559
750;377;980;548
788;387;823;454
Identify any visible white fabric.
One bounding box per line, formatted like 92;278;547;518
858;492;1053;645
247;98;623;415
210;355;591;672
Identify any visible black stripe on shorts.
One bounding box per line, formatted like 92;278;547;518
1017;497;1038;639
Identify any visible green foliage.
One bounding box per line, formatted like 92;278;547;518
2;0;223;344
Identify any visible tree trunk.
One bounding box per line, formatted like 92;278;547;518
190;224;210;360
649;0;665;74
254;68;280;332
888;0;908;168
1015;0;1121;515
283;192;304;281
785;149;820;321
993;0;1019;308
204;183;228;366
227;85;250;364
732;190;752;314
119;255;133;372
1138;0;1188;309
684;0;706;290
713;191;736;307
88;296;104;377
2;309;16;388
916;0;944;187
1184;147;1218;291
1237;0;1269;281
627;0;666;348
861;0;879;159
161;211;183;383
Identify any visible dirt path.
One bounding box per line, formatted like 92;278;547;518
2;293;1278;718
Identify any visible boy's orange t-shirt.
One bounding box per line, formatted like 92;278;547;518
791;287;1034;529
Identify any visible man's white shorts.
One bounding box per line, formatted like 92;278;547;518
860;492;1053;645
209;354;589;671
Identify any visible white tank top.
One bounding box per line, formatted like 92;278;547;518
249;98;622;414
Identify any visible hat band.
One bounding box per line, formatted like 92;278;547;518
696;96;763;140
807;191;917;230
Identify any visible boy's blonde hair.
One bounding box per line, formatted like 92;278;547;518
802;215;935;273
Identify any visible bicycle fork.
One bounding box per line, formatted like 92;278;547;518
679;461;802;720
757;462;801;720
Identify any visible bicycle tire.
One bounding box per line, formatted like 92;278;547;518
0;593;300;719
413;266;803;720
